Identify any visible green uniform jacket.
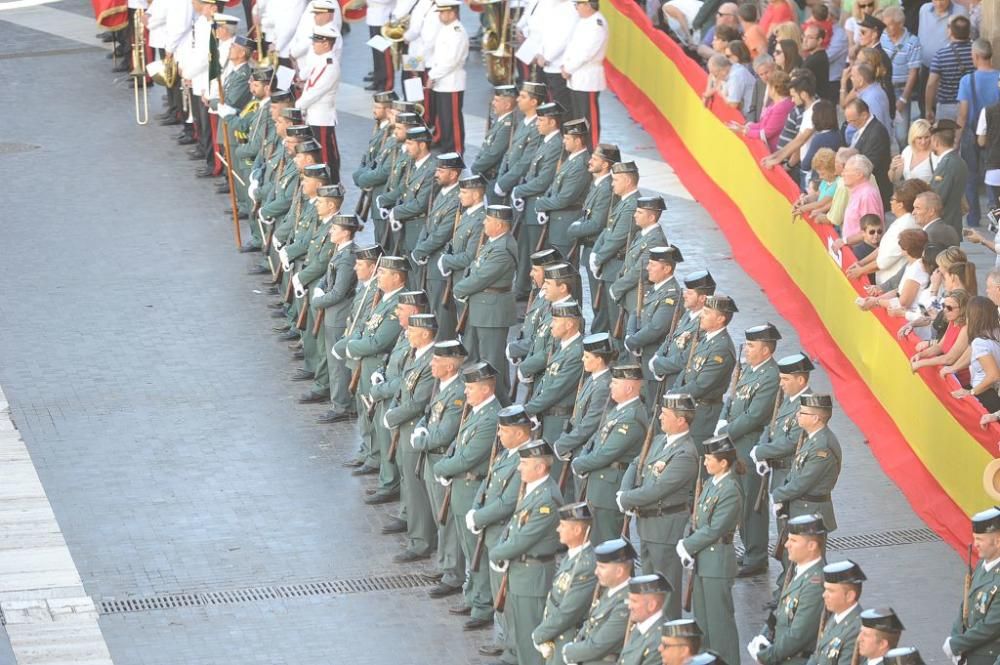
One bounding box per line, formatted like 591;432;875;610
368;337;412;406
473;447;522;548
672;329;738;403
758;560;826;665
524;334;585;442
754;390;808;489
719;358;781;448
453;232;518;328
573;399;648;510
261;157;299;220
385;346;435;429
434;398;501;509
253;135;283;202
805;606;861;665
950;560;1000;665
553;370;612;459
592;191;639;284
230;98;261;148
440;203;487;274
649;311;700;385
489;476;565;596
513;297;553;373
625;277;682;369
507;289;546;361
394;157;437;252
771;427;841;531
517;133;564;226
619;433;699;545
497;115;542;194
282;198;319;259
618;616;666;665
334;278;379;384
414;185;461;265
214;63;252;143
344;289;403;373
472;111;515;181
610;225;667;313
683;473;743;578
412;377;467;454
533;545;599;648
352;120;392;182
312;241;358;327
566;175;614;248
235;97;270;164
296;221;337;286
534;150;591;249
563;585;630;665
355;132;397;195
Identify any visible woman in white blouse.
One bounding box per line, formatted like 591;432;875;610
888;119;933;184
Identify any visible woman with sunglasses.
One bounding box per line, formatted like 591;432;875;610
911;290;971;386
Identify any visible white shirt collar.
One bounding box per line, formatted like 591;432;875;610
383;286;404;299
665;431;689;446
591;367;609;379
567;541;591;559
414;342;434;358
594;172;611;184
640;224;659;236
789;386;810;404
543;130;560;142
553;295;572;306
561;331;582;349
467;201;485;214
523;114;537;126
834;604;859;624
868;658;884;665
473;393;497;414
637;610;664;634
568;148;587;160
622;189;639;199
704;326;726;341
608;579;629;595
653;277;672;290
712;469;732;485
496;110;513;123
379;118;390;128
524;474;550;495
796;557;823;579
688;307;703;320
750;360;768;372
414;153;432;169
984;556;1000;572
807;424;827;439
337;239;354;250
616;396;640;410
439;374;459;391
440;182;458;195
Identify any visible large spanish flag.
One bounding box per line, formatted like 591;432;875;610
601;0;996;553
91;0;128;30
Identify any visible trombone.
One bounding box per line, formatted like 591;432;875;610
131;8;150;125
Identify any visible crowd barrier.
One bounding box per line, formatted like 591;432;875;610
601;0;998;553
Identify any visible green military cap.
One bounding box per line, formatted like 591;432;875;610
398;290;429;306
823;560;866;584
460;173;487;189
297;141;324;156
637;196;666;212
434;339;467;357
286;124;313;138
406;126;433;143
498;404;533;427
408;313;438;329
611;161;639;175
330;213;362;231
649;245;683;265
702;433;737;456
437;152;465;170
787;514;827;536
518;439;554;458
537;102;566;118
593;143;621;164
302;163;330;183
487;204;514;222
521;81;547;100
354;244;383;261
583;332;614;355
373;90;398;104
662;393;697;412
494;84;518;97
777;353;814;375
563;118;589;136
704;294;738;314
282;107;305;123
885;647;924;665
558;501;592;521
661;619;702;639
380;256;411;273
462;361;498;383
551;300;582;319
972;507;1000;534
611;363;643;380
628;573;671;595
271;90;295;104
800;394;833;410
392;100;423;114
396;112;423;127
683;269;716;294
687;652;727;665
594;537;637;562
250;66;274;81
531;248;564;266
234;34;255;50
745;323;781;342
543;262;576;280
318;184;346;199
860;608;905;634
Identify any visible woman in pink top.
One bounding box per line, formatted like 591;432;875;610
832;154;884;250
727;70;793;150
759;0;794;36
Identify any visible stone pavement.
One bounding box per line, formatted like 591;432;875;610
0;1;971;663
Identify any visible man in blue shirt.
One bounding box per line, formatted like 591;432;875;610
880;6;921;148
917;0;967;117
926;15;974;123
957;38;1000;227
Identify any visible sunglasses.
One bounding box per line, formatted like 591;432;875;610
944;304;958;311
866;228;883;235
858;3;874;8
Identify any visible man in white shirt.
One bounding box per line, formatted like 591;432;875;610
535;0;577;112
259;0;308;63
401;0;440;126
296;25;342;183
856;608;905;665
289;1;343;65
428;0;469;154
562;0;608;146
177;1;217;167
367;0;396;90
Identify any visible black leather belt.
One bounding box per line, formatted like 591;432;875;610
769;459;790;470
636;503;688;518
483;286;511;294
518;554;556;563
608;461;628;471
547;406;573;417
801;493;830;503
464;472;486;481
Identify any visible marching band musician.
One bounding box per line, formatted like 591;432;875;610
295;24;342;183
562;0;608;146
289;1;344;66
427;0;469;154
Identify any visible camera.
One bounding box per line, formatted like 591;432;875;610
987;207;1000;233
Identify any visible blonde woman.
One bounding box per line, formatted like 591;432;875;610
889;119;933;183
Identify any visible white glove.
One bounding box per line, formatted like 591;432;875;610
554;444;571;462
494;183;506;197
588;253;599;275
370;371;385;386
489;559;509;573
517;368;534;383
248;181;259;202
465;509;478;533
279;248;290;271
382;411;392;429
748;635;771;660
331;346;342;360
345;345;355;360
411;251;428;266
537;211;549;225
217;103;236;118
292;274;304;298
273;238;283;251
379;207;390;220
675;540;694;569
512;196;525;212
714;419;728;436
771;501;783;518
257;208;266;223
943;638;956;660
390;213;402;232
529;415;540;430
648;356;665;382
749;446;770;476
505;344;514;363
615;491;625;513
312;286;324;299
569;221;581;231
537;643;554;660
410;426;429;449
436;475;452;486
437;254;452;277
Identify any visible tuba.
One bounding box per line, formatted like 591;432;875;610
147;52;177;88
481;0;513;85
380;15;410;69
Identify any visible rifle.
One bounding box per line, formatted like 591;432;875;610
471;432;503;572
436;404;472;526
557;370;589;493
567;239;580;263
312;308;325;336
441;206;464;304
963;542;974;630
508;285;541;401
456;229;488;335
772;430;806;562
622;376;668;537
682;466;704;613
589;194;619;314
295;290;310;331
355;188;372;220
610;223;639;340
577;391;615;501
494;481;529;613
754;391;785;513
723;343;746;411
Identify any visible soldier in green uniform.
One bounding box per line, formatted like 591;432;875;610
676;434;744;665
412;152;464;338
945;507;1000;665
469;405;534;663
609;196;668;337
473;85;517;188
573;364;648;543
510;255;569;389
432;361;501;612
351;90;397;233
512;101;565;298
212;34;253;180
672;295;738;446
856;608;904;665
489;440;564;665
233;69;276;245
590;162;640;331
657;619;703;665
715;323;781;578
649;270;716;391
624;246;683;393
534;118;592;260
747;514;827;665
620;573;672;665
453;204;518;399
552;333;615;483
438;173;488;280
303;209;358;411
386;313;438;562
259;122;311;280
388;126;437;260
617;393;700;619
336;244;383;466
566;143;619;333
806;560;865;665
771;394;841;533
562;538;635;665
494;81;546;203
372;111;420;245
532;502;598;665
885;648;925;665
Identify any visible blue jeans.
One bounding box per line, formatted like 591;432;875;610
961;130;983;227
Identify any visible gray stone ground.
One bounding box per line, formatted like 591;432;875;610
0;0;985;662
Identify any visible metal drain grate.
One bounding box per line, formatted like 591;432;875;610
827;527;940;550
99;574;433;615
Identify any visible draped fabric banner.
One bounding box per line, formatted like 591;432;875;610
91;0;128;30
600;0;997;553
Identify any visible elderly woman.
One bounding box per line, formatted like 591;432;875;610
832;154;884;250
859;228;930;322
846;178;929;286
911;289;971;387
889;119;934;183
797;147;859;225
727;69;793;150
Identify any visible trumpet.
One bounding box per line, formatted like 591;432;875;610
131;8;149;125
